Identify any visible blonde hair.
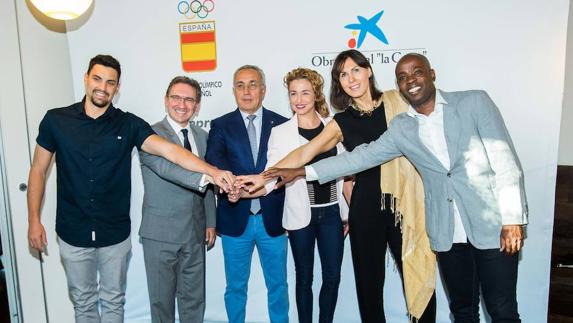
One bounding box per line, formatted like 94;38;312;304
284;68;329;118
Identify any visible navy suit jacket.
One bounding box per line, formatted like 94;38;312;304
206;107;288;237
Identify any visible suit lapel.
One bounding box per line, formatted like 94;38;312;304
257;108;274;169
190;125;205;157
402;114;448;172
160;117;182;145
442;91;462;168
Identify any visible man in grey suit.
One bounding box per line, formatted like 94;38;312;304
139;76;216;323
265;54;528;322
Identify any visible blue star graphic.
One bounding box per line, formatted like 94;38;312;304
345;10;389;48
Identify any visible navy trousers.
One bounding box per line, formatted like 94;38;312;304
288;204;344;323
437;242;520;323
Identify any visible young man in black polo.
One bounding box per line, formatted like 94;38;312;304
26;55;234;323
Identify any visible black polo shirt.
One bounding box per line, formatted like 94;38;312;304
36;99;155;248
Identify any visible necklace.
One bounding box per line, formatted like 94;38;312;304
350;97;382;117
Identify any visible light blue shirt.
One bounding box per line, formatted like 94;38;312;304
239;107;263;149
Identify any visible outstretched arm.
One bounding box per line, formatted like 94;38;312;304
237;120;342;192
272;119;343;168
139;149;206;192
141;134;234;191
235;120;338;193
311;124;403;184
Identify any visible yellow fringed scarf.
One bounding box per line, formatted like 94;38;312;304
380;90;436;320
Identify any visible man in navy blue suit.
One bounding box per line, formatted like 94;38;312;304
205;65;288;323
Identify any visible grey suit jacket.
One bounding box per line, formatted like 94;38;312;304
139;117;216;245
313;90;528;251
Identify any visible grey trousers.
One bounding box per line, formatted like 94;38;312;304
142;237;206;323
59;236;131;323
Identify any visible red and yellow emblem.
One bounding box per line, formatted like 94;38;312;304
179;21;217;72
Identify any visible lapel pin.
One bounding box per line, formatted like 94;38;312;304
117;136;122;140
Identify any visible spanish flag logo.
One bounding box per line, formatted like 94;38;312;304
179;21;217;72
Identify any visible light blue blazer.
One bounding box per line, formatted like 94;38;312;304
312;90;528;251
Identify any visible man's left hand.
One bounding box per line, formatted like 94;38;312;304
206;228;216;250
500;225;524;255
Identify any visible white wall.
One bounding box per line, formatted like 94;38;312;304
558;1;573;166
0;0;74;321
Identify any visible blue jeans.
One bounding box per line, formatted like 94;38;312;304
437;242;520;323
288;204;344;323
221;214;288;323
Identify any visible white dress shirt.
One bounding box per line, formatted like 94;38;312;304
406;91;468;243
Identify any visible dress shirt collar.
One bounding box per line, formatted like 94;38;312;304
239;106;263;121
406;90;447;119
166;115;190;134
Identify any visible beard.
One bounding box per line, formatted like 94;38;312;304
90;90;110;108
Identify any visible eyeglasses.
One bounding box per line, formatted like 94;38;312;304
234;81;262;91
168;95;197;104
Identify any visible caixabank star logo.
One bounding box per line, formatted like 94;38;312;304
177;0;217;72
345;10;389;49
311;9;426;68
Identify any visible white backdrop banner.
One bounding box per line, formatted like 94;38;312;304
64;0;569;322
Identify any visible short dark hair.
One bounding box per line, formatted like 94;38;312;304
329;49;383;111
87;54;121;80
396;52;432;72
165;76;202;103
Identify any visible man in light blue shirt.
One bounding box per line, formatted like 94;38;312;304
205;65;288;323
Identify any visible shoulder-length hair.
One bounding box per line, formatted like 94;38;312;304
329;49;383;111
284;68;329;118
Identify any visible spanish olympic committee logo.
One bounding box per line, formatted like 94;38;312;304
179;21;217;72
177;0;215;19
345;10;389;48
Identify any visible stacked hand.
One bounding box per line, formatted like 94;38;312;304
234;167;305;194
224;167;305;203
227;174;265;202
206;168;236;193
227;182;244;203
235;174;267;193
262;167;305;189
